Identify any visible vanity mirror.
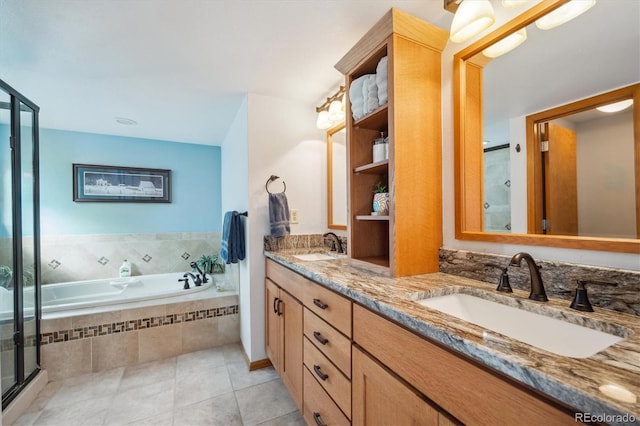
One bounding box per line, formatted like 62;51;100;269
327;123;347;230
454;0;639;253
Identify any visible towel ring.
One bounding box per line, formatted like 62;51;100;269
266;175;286;194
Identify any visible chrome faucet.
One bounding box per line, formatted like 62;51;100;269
509;252;548;301
323;232;344;254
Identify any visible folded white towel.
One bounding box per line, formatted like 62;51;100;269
349;75;367;119
364;75;379;114
376;56;388;80
378;81;388;106
376;56;388;106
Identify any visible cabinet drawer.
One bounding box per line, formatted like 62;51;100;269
304;337;351;418
265;258;306;301
304;308;351;378
303;367;350;426
304;282;352;337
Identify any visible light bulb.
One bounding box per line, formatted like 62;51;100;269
316;110;331;129
483;28;527;58
450;0;496;43
596;99;633;113
328;100;345;122
535;0;596;30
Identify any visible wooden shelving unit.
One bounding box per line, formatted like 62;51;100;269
335;8;448;277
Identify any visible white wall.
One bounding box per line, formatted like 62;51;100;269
221;96;251;358
576;111;636;238
441;3;639;271
227;93;325;362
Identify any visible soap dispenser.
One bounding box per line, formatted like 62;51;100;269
119;259;131;278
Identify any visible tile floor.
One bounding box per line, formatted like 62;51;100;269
12;343;305;426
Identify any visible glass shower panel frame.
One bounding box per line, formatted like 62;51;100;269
0;78;41;409
0;87;17;397
19;104;39;382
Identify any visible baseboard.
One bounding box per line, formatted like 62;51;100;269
249;358;273;371
240;341;272;371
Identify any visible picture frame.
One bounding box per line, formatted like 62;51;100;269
73;164;171;203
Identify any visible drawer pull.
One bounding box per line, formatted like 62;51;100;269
313;412;327;426
313;331;329;345
313;298;328;310
272;297;279;314
313;364;329;381
276;299;283;316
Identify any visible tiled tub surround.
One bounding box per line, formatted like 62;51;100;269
41;287;239;381
39;231;221;284
439;248;640;316
265;250;640;424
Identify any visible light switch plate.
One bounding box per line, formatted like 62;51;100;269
290;209;299;224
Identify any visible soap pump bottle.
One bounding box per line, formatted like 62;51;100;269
119;259;131;277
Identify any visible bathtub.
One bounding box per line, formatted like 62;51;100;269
40;272;215;313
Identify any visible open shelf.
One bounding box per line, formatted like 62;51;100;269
352;256;390;268
353;105;388;131
354;160;388;174
356;215;390;221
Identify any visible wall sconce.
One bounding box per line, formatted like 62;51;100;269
502;0;529;7
446;0;496;43
596;99;633;113
316;86;346;129
482;27;527;58
535;0;596;30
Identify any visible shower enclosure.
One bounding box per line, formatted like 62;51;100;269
0;78;41;409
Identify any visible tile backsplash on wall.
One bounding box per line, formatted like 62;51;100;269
41;232;221;284
439;248;640;316
263;233;347;252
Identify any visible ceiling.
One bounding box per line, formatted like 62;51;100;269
0;0;453;146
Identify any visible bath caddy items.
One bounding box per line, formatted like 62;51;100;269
372;182;389;215
119;259;131;277
372;132;389;163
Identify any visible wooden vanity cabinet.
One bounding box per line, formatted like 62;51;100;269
335;8;448;277
266;259;353;424
264;276;303;410
353;304;577;425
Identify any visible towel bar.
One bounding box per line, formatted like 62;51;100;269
266;175;286;194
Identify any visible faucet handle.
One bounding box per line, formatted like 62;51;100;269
178;278;190;290
484;263;513;293
569;280;618;312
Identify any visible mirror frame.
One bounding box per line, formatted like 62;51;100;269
327;123;347;230
453;0;640;253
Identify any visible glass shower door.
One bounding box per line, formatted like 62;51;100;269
0;88;16;396
20;103;39;381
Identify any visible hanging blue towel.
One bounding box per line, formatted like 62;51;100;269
221;211;246;264
269;192;290;237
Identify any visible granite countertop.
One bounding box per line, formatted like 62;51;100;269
265;249;640;425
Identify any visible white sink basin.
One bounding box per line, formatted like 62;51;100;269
417;293;623;358
292;253;338;261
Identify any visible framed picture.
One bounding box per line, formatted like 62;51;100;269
73;164;171;203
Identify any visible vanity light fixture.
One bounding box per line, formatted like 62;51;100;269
535;0;596;30
316;86;346;129
596;99;633;113
448;0;496;43
502;0;528;7
482;28;527;58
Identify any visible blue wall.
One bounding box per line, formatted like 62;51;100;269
39;128;221;235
